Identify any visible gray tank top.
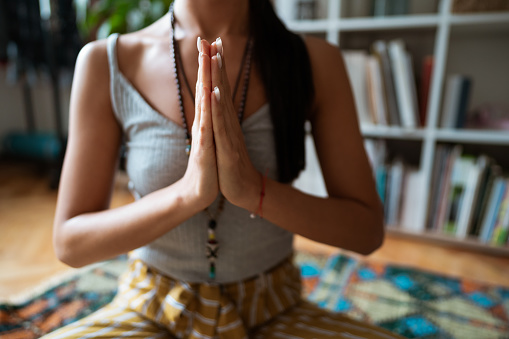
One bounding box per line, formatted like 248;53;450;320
106;33;293;283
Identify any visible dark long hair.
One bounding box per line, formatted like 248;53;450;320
249;0;315;183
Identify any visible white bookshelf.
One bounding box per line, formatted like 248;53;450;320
282;0;509;255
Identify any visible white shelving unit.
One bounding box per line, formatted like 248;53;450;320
281;0;509;255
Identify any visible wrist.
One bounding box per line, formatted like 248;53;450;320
173;177;216;214
240;169;268;217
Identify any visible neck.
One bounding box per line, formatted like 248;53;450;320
173;0;250;40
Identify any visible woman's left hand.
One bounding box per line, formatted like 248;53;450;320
209;40;261;212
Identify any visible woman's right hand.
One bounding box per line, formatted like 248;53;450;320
179;39;219;210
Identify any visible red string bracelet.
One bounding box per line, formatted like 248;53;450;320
250;169;268;219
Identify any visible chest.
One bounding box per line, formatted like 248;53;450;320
119;38;267;133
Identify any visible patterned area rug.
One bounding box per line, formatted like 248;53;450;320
304;254;509;339
1;252;508;339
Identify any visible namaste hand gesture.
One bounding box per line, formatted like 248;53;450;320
184;38;261;213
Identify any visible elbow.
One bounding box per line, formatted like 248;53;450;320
359;223;385;255
357;203;385;255
53;222;87;268
54;244;87;269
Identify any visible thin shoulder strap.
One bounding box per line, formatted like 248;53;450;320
106;33;120;76
106;33;121;119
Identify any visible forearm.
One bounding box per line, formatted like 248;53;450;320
54;179;203;267
248;179;385;255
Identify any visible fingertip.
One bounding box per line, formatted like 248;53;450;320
210;42;217;58
213;86;221;103
201;39;211;56
216;37;223;55
217;53;222;69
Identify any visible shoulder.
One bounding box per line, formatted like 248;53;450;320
304;36;342;61
302;36;350;114
71;39;113;106
75;38;109;77
303;36;348;82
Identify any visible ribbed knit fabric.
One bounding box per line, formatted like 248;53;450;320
106;33;293;283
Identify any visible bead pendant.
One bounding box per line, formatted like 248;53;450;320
206;239;219;259
206;236;218;280
185;138;191;156
209;262;216;279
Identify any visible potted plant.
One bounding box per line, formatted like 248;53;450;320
76;0;174;41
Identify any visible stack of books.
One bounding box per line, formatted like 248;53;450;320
440;74;473;129
364;139;424;231
427;145;509;246
365;140;509;247
342;40;432;129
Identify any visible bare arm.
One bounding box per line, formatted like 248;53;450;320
263;38;384;254
53;39;217;267
211;37;384;255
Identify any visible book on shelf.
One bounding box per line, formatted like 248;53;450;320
434;145;462;232
342;50;374;126
479;178;507;243
343;0;372;18
442;155;476;236
372;0;409;16
427;145;449;230
364;139;426;231
343;40;424;129
406;52;420;127
364;139;388;203
469;163;501;237
455;155;489;238
366;55;389;125
376;165;388;205
371;40;401;126
419;55;434;127
385;157;405;226
490;181;509;246
427;145;508;245
440;75;473;129
388;39;420;128
399;167;424;233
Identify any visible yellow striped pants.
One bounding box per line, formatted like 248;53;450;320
41;257;404;339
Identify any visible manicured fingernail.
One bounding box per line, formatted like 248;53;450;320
214;86;220;102
217;53;222;69
216;37;223;55
197;37;202;52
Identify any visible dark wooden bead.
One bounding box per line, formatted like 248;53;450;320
209;219;217;230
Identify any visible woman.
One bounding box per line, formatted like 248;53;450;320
44;0;399;338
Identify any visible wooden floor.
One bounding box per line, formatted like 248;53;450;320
1;161;508;299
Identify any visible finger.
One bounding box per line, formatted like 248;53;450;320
215;37;223;57
200;40;212;89
212;42;238;133
200;38;211;56
211;85;230;154
200;86;213;149
215;37;232;96
195;37;202;97
210;48;232;134
210;42;217;61
193;55;203;134
191;83;204;135
211;48;222;99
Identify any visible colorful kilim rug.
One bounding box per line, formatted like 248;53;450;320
1;252;508;338
304;254;509;339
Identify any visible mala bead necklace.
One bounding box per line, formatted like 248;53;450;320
169;6;254;280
